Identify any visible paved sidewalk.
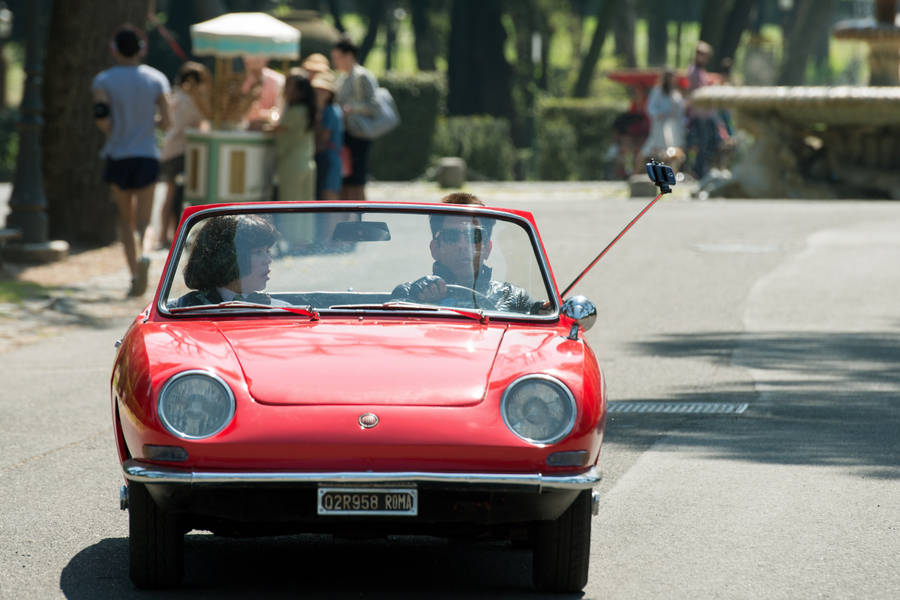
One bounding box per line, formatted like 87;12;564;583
0;182;168;353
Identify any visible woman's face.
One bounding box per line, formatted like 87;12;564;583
239;245;272;292
314;87;331;108
331;49;352;72
284;80;300;104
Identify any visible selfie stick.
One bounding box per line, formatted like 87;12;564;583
560;161;674;299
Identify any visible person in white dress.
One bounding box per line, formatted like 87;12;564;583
639;69;686;172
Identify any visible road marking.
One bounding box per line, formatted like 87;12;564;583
608;401;749;415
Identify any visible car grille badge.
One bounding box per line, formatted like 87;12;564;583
358;412;379;429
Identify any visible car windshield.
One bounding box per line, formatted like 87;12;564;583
160;206;557;318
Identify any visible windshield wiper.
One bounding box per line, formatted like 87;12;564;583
168;301;319;320
328;301;488;323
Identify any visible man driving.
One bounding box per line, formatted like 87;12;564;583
392;211;546;314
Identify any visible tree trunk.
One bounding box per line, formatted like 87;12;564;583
384;2;395;71
645;0;669;67
714;0;756;72
326;0;346;33
410;0;437;70
778;0;835;85
614;0;637;68
447;0;513;119
357;0;386;65
571;0;620;98
568;0;586;62
42;0;150;244
698;0;731;65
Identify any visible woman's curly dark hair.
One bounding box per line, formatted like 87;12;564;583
183;214;278;290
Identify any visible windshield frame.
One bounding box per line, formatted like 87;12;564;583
154;202;561;321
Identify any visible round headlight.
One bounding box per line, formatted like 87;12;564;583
158;371;235;439
501;375;577;445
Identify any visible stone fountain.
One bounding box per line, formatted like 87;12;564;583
690;0;900;199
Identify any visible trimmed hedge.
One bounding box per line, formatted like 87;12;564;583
536;98;626;180
432;115;516;181
369;72;445;181
366;77;626;182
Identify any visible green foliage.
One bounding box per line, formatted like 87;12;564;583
369;72;446;181
0;109;18;182
536;97;625;180
535;117;578;181
432;115;516;181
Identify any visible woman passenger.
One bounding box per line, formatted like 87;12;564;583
174;214;278;307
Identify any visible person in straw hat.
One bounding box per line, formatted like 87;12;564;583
301;53;331;78
311;71;343;201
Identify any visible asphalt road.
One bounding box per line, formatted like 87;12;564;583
1;182;898;599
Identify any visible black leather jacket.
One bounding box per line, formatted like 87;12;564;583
392;262;545;314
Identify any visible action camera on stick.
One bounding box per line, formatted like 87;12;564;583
646;159;676;194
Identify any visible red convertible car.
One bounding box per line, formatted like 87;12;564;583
111;201;605;591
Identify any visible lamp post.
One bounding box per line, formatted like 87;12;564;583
0;2;11;108
4;0;67;262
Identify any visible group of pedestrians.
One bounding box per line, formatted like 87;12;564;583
92;25;382;297
639;40;733;180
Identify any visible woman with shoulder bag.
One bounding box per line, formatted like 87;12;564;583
331;36;378;201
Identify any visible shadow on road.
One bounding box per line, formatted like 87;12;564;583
607;331;900;478
60;534;586;599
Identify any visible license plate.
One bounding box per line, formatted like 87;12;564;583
317;487;418;516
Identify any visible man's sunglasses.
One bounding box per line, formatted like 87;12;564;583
435;227;485;245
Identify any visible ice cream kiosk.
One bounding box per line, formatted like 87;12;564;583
185;12;300;205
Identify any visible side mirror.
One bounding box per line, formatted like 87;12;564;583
332;221;391;242
561;296;596;339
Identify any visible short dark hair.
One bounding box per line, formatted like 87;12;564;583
333;35;359;58
430;193;493;239
440;192;484;206
183;214;278;290
114;27;143;58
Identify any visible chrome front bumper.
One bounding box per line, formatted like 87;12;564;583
122;459;600;492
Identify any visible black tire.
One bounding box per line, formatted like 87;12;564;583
533;489;592;592
128;481;184;589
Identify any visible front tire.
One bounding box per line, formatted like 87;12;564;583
533;489;592;592
128;481;184;589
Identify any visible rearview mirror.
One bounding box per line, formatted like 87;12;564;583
332;221;391;242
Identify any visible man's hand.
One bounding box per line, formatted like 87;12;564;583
409;275;447;302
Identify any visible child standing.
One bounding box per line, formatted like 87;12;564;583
311;72;343;201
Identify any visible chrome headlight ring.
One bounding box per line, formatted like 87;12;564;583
157;370;235;440
501;374;577;446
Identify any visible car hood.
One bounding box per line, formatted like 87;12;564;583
217;320;507;407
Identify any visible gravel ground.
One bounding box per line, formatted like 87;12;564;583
0;244;168;354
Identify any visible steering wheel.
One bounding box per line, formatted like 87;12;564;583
444;284;499;310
